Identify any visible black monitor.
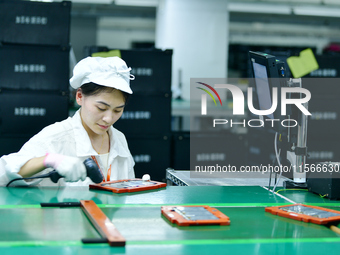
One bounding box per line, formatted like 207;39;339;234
248;51;290;135
249;51;307;185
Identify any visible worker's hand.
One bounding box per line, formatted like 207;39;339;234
43;153;87;182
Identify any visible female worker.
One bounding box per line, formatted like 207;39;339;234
0;56;135;186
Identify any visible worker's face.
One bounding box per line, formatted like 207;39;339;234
76;89;125;137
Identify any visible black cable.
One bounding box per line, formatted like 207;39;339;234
6;158;101;187
6;172;52;187
269;133;280;190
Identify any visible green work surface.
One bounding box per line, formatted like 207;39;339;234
275;189;340;206
1;206;340;244
2;185;340;254
0;207;99;242
0;186;290;206
103;206;340;241
2;241;340;255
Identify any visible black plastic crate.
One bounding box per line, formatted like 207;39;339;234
114;93;171;135
0;0;71;46
0;91;69;135
302;77;340;98
307;97;340;138
305;55;340;78
126;134;171;182
306;138;340;166
190;132;246;170
84;46;172;93
307;168;340;200
172;132;248;171
302;55;340;97
171;132;190;170
0;44;69;92
0;135;31;157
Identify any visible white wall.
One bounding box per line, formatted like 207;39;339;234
155;0;229;100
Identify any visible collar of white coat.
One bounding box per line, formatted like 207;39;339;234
71;109;131;158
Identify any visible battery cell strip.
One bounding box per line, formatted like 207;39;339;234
265;204;340;225
90;178;167;193
173;206;219;221
80;200;125;246
161;205;230;226
279;205;340;218
102;180;157;188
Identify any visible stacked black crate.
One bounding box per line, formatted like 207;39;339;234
303;55;340;165
84;47;173;182
247;128;276;167
120;49;172;182
171;132;190;170
190;131;246;172
0;0;71;156
171;131;247;172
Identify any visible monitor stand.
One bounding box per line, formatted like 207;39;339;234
284;78;308;189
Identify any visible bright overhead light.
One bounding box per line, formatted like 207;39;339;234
30;0;53;2
228;3;292;15
294;6;340;17
70;0;113;4
115;0;158;7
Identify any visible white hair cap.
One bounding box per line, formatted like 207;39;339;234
69;56;134;94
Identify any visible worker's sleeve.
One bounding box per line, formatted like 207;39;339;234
128;156;135;179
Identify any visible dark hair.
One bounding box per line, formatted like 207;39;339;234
80;82;130;103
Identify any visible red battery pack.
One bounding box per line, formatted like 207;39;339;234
161;205;230;226
90;179;166;193
265;204;340;225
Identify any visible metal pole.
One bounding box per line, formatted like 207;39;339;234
292;78;308;183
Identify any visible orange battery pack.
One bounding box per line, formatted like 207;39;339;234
89;179;166;193
161;205;230;226
265;204;340;225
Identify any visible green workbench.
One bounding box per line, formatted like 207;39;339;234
1;186;340;255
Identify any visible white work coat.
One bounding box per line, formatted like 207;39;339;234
0;110;135;186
